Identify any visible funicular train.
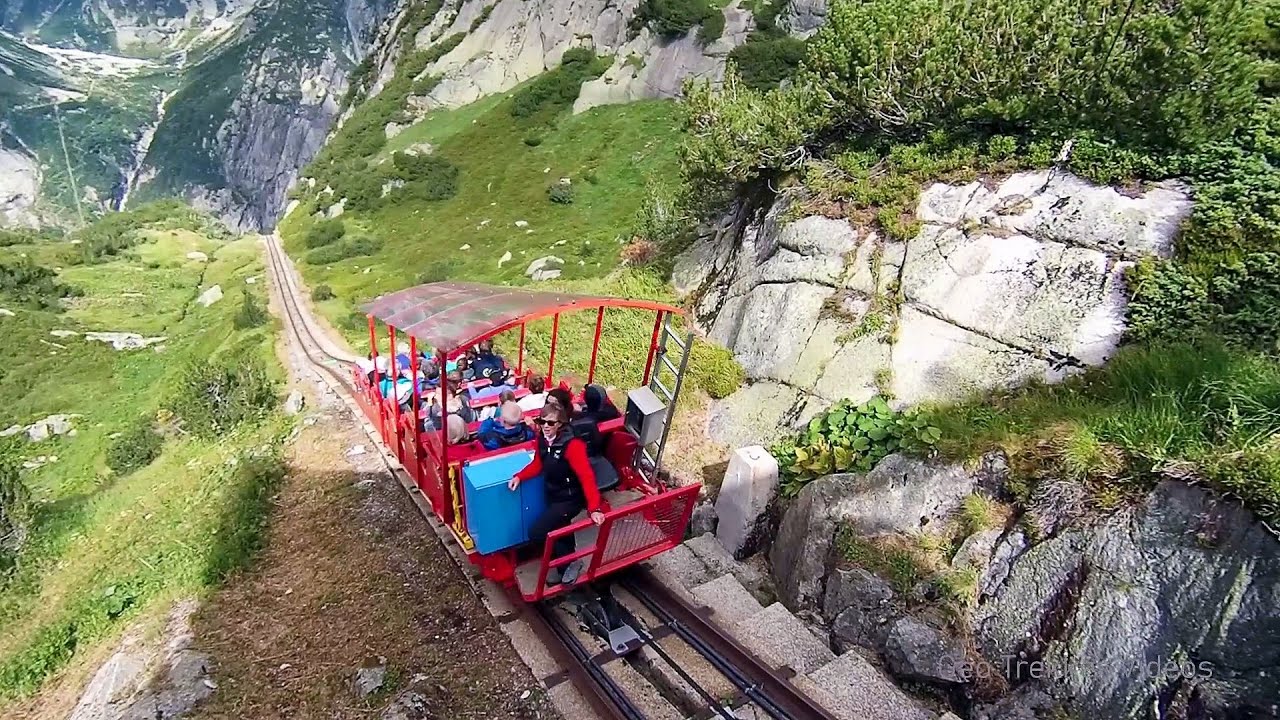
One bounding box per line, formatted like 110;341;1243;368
351;282;701;601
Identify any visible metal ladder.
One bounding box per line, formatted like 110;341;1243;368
639;313;694;485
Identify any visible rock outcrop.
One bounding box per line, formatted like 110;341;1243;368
976;481;1280;719
0;144;41;228
385;0;752;118
775;453;1280;720
117;0;395;232
678;168;1192;447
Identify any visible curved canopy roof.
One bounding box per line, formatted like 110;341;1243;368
362;281;683;353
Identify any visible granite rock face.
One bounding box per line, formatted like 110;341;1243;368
680;168;1191;446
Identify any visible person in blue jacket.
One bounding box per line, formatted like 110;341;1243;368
471;339;510;383
477;401;533;450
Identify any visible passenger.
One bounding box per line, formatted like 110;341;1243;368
581;385;621;423
446;413;473;445
478;388;517;422
456;355;475;382
507;403;605;585
425;373;476;429
477;401;534;450
471;339;510;383
356;353;390;385
379;370;414;407
518;374;548;412
545;387;574;416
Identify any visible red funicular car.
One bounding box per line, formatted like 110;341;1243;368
352;281;700;601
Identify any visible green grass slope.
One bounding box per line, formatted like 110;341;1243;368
0;205;288;702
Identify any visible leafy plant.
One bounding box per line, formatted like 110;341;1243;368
510;47;611;118
771;396;941;496
311;284;335;301
305;235;383;265
0;261;80;310
0;453;31;579
304;219;346;248
167;354;278;439
547;184;575;204
634;0;723;39
727;34;806;90
233;290;269;330
104;417;163;477
1127;253;1280;351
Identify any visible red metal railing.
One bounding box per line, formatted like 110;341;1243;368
525;483;700;601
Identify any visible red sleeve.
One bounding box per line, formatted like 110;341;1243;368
566;439;602;512
515;452;542;481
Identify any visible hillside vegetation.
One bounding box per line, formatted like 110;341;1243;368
694;0;1278;522
283;42;752;392
0;204;289;703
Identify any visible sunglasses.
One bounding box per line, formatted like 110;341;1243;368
534;418;564;427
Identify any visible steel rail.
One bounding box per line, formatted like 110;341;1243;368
621;570;841;720
527;600;647;720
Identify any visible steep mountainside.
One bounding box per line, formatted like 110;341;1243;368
0;0;393;232
130;0;393;231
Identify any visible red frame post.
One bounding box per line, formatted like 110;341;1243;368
642;311;664;386
547;313;560;381
410;336;423;476
517;323;526;376
587;307;604;384
390;327;403;461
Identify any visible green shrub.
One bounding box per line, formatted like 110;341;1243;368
510;47;612;118
772;396;942;497
727;34;806;90
634;0;721;39
388;151;460;201
167;354;278;439
688;0;1270;185
1127;253;1280;351
523;135;544;146
547;184;575;204
412;74;442;96
305;31;463;181
417;260;458;284
233;289;269;330
681;68;828;183
804;0;1262;148
304;219;346;248
698;8;726;44
104;418;163;477
0;261;80;310
0;453;31;579
201;453;287;583
687;340;745;399
470;3;494;31
305;235;383;265
311;284;335;301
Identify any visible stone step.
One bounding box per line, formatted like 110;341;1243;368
733;602;835;675
800;650;934;720
685;532;772;603
691;574;764;628
644;542;714;590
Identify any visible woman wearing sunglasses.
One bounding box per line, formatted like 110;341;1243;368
507;403;605;585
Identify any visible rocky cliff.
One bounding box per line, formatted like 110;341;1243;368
674;167;1192;448
130;0;394;231
770;456;1280;719
358;0;754;137
1;0;394;232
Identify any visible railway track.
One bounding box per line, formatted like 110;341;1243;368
260;235;839;720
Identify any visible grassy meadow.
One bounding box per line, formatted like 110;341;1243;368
0;212;289;703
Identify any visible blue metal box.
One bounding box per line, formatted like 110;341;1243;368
462;449;546;554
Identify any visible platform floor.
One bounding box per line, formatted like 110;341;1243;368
514;489;652;594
